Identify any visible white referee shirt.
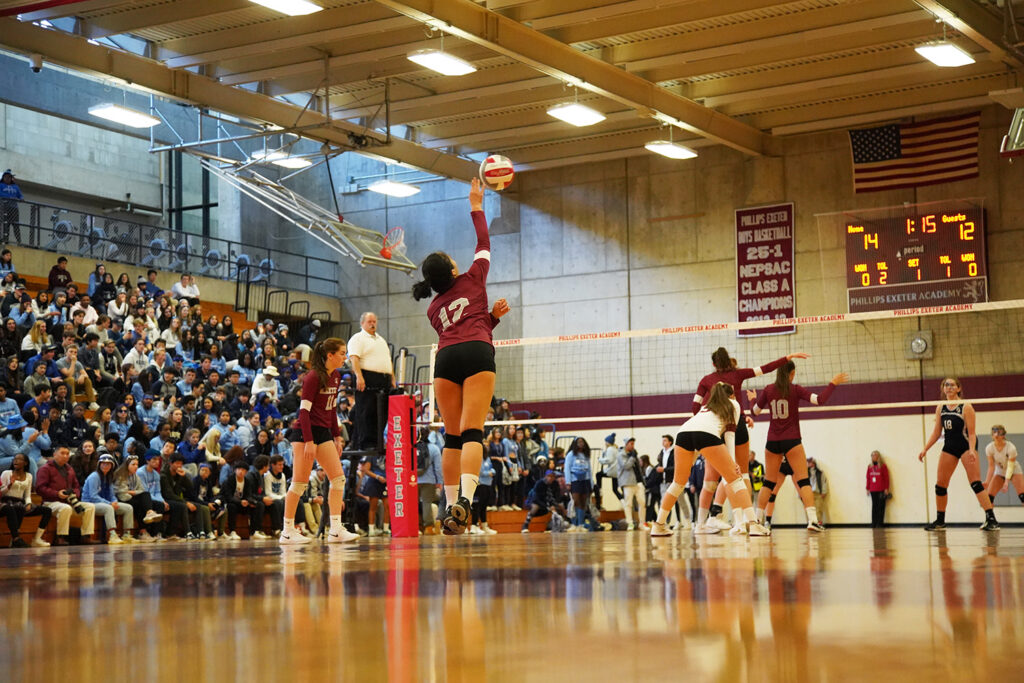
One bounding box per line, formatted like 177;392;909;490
347;330;393;374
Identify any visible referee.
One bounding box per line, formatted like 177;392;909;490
347;312;395;452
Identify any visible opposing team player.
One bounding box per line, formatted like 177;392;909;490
413;178;510;535
984;425;1023;506
748;360;848;532
280;338;359;545
919;378;999;530
651;382;770;537
691;348;807;534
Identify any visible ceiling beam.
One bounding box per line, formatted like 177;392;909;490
915;0;1024;71
0;17;479;180
13;0;119;21
371;0;770;156
421;109;641;151
81;0;250;40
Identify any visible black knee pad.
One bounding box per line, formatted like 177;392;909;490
970;480;985;494
1018;493;1024;504
797;478;811;489
768;494;777;503
443;433;463;450
935;485;947;497
762;479;777;492
461;428;484;446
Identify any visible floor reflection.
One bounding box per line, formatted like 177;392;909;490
1;529;1023;681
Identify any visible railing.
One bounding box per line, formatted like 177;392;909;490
3;199;339;297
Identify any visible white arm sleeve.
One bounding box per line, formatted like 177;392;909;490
809;393;820;405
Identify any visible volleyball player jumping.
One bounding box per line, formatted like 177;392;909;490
280;338;359;545
984;425;1023;507
919;378;999;531
651;382;770;537
413;178;510;535
748;361;848;532
692;348;807;533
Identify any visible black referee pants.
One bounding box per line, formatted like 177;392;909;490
353;369;390;452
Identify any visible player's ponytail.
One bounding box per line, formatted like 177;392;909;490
711;347;731;372
705;382;736;426
412;252;455;301
775;360;796;399
312;338;344;388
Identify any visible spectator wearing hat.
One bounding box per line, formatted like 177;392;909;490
597;432;622;509
82;453;135;544
171;273;200;307
36;445;98;545
57;345;98;410
0;413;51;476
1;169;23;244
347;312;394;452
48;256;73;292
251;365;280;402
220;459;257;540
294;318;321;362
8;287;33;325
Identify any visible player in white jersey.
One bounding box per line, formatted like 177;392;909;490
984;425;1024;506
650;382;770;537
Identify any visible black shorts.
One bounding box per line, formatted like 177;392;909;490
291;425;334;446
765;438;802;455
361;475;386;499
779;459;794;476
736;418;749;446
434;341;496;385
943;440;970;458
570;480;592;495
675;431;725;451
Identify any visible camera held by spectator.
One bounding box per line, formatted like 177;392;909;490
63;490;86;514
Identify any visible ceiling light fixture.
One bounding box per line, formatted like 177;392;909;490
248;0;322;17
547;102;606;127
915;41;975;67
368;179;421;197
645;140;698;159
407;49;477;76
251;150;312;169
88;103;160;128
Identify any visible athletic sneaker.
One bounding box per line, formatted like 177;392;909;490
279;530;312;545
481;525;497;535
327;527;359;543
469;525;484;535
728;524;747;536
980;518;1000;531
706;516;732;531
121;533;136;544
923;520;946;531
442;496;472;535
143;509;163;524
747;522;772;537
31;537;50;547
649;522;672;537
185;532;196;541
807;521;826;533
693;524;720;535
251;531;270;540
520;528;530;534
107;532;123;545
228;531;241;540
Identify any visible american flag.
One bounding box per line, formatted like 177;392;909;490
848;111;980;193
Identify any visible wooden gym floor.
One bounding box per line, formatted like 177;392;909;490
1;528;1022;682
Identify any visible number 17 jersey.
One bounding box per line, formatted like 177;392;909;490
427;210;495;351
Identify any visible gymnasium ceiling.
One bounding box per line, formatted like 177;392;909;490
1;0;1023;179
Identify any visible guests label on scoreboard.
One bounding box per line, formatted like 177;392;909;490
735;203;795;336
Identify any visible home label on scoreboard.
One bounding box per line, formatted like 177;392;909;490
845;204;987;313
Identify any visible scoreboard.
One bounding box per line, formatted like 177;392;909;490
845;206;987;313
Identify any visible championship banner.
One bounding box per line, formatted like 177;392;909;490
736;202;796;336
386;394;418;538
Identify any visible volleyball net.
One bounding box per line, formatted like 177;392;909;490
422;299;1024;429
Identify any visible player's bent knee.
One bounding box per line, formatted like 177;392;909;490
728;478;746;493
461;428;484;446
288;481;308;497
935;485;947;497
704;480;718;493
797;478;811;489
330;475;346;491
444;433;463;450
768;494;777;503
667;482;685;498
970;480;985;494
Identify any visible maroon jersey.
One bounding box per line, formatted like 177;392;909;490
754;382;837;440
299;370;341;442
427;211;498;350
692;357;787;416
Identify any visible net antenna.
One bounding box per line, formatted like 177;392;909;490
195;154;417;273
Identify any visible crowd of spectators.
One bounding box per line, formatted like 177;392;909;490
0;250;373;546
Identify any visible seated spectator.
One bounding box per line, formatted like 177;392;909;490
0;356;25;406
137;450;172;540
160;451;200;539
10;294;34;331
0;248;15;277
61;403;92;448
36;445;98;546
112;453;161;542
0;384;19;423
0;452;52;547
255;391;281;425
0;413;51;476
94;273;116;308
263;453;305;536
521;469;569;533
48;256;73;292
143;269;163;299
57;345;98;410
171;273;200;306
228;388;252;421
245;428;272;466
251;365;280;401
220;459;256;540
235;411;260;450
0;318;21;359
248;454;273;540
70;294;98;327
107;291;128;324
192;463;225;538
20;320;50;360
177;428;205;478
87;264;105;297
122;337;150;375
304;464;327;533
81;453;134;545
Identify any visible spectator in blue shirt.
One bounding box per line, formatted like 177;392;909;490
0;248;15;278
1;170;23;244
149;422;171;453
143;269;163;299
0;413;51;476
137;394;161;432
0;385;19;423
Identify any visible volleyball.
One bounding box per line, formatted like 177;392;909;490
479;154;515;191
